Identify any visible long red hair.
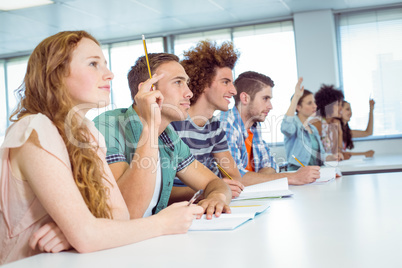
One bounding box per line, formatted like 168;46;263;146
10;31;112;219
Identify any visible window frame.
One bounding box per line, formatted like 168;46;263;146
335;6;402;140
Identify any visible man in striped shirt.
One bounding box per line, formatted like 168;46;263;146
170;40;244;202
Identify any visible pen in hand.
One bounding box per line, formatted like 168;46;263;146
214;161;244;195
188;190;203;206
292;155;305;167
142;34;155;90
213;161;233;180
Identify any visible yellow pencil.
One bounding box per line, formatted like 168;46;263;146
142;35;152;80
292;154;305;167
214;161;233;180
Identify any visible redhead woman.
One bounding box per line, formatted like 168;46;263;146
0;31;202;264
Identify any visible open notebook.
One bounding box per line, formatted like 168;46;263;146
312;167;339;184
325;155;370;167
282;167;340;184
235;177;293;200
189;200;270;231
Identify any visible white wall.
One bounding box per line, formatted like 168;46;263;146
293;9;339;92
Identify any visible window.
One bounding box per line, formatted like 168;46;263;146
6;58;28;118
338;7;402;137
233;21;297;144
173;22;297;144
0;57;28;143
0;22;298;145
109;38;164;109
0;61;5;141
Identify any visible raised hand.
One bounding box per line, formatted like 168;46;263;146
369;99;375;111
134;73;165;129
286;77;305;116
293;77;305;100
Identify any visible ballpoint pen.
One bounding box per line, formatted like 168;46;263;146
188;189;203;206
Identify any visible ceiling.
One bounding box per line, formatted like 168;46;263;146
0;0;401;58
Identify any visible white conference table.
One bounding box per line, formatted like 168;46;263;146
4;172;402;268
325;153;402;175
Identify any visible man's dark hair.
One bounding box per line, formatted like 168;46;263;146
127;53;179;101
233;71;274;106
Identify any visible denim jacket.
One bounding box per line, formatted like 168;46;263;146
281;115;326;167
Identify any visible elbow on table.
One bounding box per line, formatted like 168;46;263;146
67;226;103;254
74;245;96;254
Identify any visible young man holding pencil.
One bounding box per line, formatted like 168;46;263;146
93;53;231;220
219;71;320;185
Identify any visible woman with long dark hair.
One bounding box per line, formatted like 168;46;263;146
341;100;375;158
311;84;345;160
